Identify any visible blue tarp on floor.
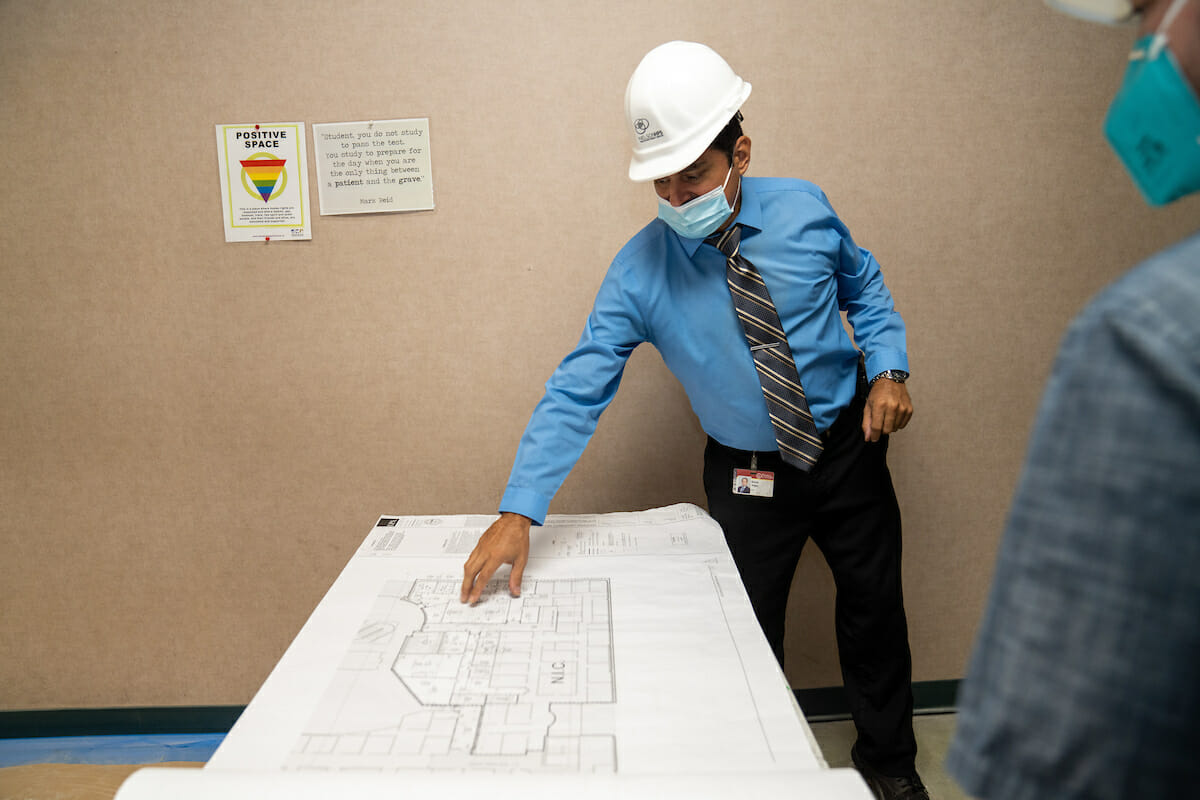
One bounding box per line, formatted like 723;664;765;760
0;733;225;767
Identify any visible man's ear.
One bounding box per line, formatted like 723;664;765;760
734;135;752;175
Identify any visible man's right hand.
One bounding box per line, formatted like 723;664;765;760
460;512;532;605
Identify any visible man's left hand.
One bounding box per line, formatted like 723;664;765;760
861;379;913;442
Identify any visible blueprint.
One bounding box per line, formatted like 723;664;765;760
286;575;617;772
119;767;877;799
207;505;825;776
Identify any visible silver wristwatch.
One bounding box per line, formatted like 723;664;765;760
870;369;909;385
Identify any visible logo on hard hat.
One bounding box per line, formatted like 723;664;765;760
634;117;664;144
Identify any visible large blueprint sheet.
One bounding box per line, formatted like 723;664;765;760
205;505;837;783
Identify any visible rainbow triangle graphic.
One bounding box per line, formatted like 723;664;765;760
240;157;286;202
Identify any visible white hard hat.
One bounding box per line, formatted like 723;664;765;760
624;41;752;182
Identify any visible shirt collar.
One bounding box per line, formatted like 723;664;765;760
677;176;763;257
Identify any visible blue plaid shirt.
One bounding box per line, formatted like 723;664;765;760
947;231;1200;799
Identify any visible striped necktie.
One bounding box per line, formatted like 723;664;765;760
708;224;823;470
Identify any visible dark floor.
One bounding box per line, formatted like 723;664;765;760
809;714;967;800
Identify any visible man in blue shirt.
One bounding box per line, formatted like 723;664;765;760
461;41;924;799
947;2;1200;798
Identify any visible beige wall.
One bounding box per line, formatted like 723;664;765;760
2;0;1196;710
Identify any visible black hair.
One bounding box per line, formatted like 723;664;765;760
710;111;744;164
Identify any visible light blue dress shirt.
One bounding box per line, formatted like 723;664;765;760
501;177;909;524
946;231;1200;800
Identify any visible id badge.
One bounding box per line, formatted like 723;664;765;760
732;468;775;498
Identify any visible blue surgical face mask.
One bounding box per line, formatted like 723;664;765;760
1104;0;1200;205
657;165;737;239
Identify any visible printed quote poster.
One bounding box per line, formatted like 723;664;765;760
312;118;435;215
216;122;311;242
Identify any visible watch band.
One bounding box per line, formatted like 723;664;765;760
870;369;909;385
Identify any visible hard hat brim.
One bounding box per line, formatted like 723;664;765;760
1044;0;1135;24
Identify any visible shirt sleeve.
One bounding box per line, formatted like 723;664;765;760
499;256;647;525
825;195;908;380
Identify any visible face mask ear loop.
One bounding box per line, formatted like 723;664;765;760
1151;0;1189;59
720;163;734;193
716;163;739;215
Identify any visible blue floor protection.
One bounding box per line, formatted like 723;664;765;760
0;733;225;767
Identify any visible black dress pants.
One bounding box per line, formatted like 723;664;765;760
703;389;918;775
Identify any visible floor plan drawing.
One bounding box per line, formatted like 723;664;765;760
210;506;826;777
286;576;618;772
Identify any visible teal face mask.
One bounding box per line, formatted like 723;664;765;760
657;165;737;239
1104;0;1200;205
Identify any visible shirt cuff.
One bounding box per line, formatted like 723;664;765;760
864;349;908;384
499;486;551;526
